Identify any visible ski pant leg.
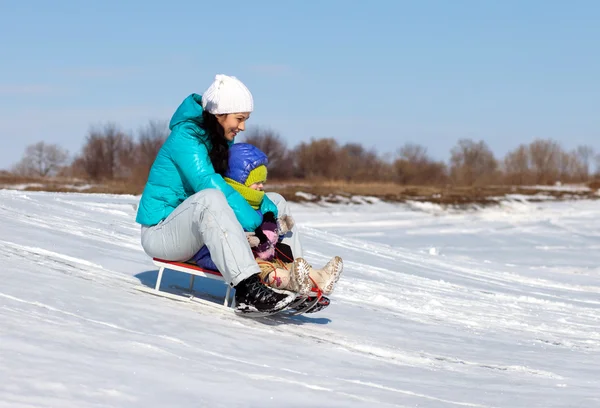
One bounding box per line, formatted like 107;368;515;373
265;192;304;259
140;189;261;287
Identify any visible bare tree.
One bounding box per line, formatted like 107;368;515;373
503;144;531;185
528;139;562;184
339;143;366;180
574;145;594;181
337;143;385;182
394;143;447;185
449;139;498;186
293;138;340;180
242;127;292;179
594;153;600;178
77;123;133;180
137;119;169;175
12;141;69;177
558;150;575;181
118;134;139;179
399;143;429;164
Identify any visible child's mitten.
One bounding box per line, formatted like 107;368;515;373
277;214;295;235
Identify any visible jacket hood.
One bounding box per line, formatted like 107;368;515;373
168;93;235;148
225;143;268;184
169;93;205;130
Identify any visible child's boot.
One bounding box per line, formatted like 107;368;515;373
260;260;312;295
308;256;343;295
290;257;314;296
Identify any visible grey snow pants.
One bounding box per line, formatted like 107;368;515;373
140;189;303;287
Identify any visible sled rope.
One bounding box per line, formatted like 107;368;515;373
276;246;294;263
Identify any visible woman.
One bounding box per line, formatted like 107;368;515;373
136;74;300;316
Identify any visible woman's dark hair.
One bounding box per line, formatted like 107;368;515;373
200;111;229;175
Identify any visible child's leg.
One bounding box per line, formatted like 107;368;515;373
256;258;311;295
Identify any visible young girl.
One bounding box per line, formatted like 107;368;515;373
192;143;343;304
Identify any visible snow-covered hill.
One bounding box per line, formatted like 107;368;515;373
1;189;598;407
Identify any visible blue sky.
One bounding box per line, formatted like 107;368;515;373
0;0;598;170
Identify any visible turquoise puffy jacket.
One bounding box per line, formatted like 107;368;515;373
135;93;278;231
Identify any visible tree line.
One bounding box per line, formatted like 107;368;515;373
9;120;600;187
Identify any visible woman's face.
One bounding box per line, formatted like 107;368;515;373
216;113;250;141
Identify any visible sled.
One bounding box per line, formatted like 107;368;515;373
135;257;326;317
134;258;236;310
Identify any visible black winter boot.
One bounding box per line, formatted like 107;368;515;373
234;274;296;316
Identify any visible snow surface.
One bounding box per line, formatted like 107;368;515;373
518;183;591;192
0;183;95;191
1;189;599;407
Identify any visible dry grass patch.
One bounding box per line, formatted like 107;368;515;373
1;175;599;208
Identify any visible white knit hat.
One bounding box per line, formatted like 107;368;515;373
201;74;254;114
